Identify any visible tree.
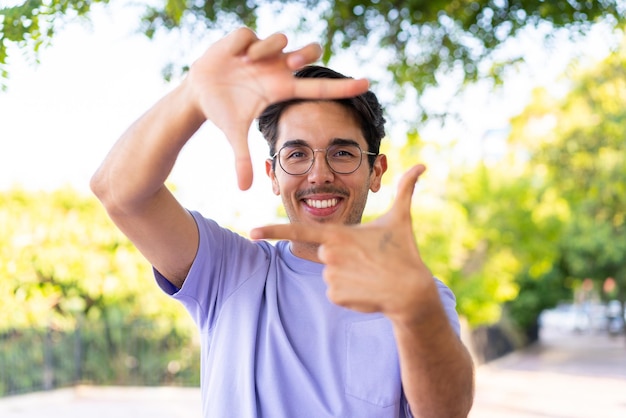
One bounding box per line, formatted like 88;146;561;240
0;186;186;331
0;0;109;87
2;0;625;107
445;159;571;330
374;129;532;327
0;187;199;393
508;41;626;332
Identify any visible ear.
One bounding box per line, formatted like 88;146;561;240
369;154;387;193
265;159;281;195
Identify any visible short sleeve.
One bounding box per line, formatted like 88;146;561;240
434;277;461;336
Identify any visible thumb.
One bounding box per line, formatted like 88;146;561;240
224;127;254;190
392;164;426;215
235;154;253;191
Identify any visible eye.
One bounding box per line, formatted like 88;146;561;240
283;146;311;160
330;145;359;159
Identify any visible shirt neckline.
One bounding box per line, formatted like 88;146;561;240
276;240;325;275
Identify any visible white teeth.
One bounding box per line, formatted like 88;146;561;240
306;198;338;209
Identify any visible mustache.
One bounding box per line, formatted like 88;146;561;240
296;186;349;200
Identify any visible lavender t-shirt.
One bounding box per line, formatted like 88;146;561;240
155;211;461;418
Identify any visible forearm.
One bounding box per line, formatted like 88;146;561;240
90;79;205;213
393;302;475;418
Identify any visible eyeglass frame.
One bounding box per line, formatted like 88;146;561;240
270;139;378;175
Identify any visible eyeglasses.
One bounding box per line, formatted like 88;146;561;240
272;143;377;175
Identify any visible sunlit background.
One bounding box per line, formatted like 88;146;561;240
1;0;625;416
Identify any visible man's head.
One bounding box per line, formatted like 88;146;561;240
258;65;386;170
258;66;388;239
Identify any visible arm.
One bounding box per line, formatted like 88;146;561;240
90;79;203;288
250;164;475;417
391;287;475;417
91;28;369;287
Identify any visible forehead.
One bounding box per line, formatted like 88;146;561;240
276;101;365;148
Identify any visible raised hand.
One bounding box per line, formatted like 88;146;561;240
185;28;370;190
250;164;441;325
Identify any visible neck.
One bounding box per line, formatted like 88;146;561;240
289;241;322;263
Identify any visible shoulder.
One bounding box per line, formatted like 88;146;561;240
190;210;277;260
433;277;462;336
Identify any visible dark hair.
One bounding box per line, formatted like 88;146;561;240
257;66;386;170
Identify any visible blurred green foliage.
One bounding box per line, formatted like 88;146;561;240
368;39;626;336
0;188;199;395
506;40;626;329
1;0;626;391
1;43;625;392
0;324;200;396
0;0;110;88
2;0;626;102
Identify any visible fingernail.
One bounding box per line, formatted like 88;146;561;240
288;54;305;69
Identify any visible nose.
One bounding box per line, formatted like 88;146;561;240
307;150;335;183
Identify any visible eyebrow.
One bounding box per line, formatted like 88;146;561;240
281;138;361;148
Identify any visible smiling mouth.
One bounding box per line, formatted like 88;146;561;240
305;198;339;209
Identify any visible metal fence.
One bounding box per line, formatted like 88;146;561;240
0;324;200;397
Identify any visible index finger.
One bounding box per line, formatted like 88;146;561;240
245;32;288;61
391;164;426;213
292;78;370;100
222;125;253;190
226;27;259;55
250;222;332;243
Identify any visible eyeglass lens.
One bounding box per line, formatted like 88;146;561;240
278;144;365;175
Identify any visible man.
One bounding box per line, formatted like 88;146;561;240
91;27;474;417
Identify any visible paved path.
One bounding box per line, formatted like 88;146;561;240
1;328;624;417
469;328;626;418
0;386;201;417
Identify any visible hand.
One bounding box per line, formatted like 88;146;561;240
186;28;370;190
250;164;440;325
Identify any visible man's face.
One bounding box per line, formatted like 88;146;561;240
265;101;387;227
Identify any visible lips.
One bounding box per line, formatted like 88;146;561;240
297;186;348;215
305;198;339;209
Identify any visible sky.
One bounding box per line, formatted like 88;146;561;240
0;2;285;230
0;2;617;230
